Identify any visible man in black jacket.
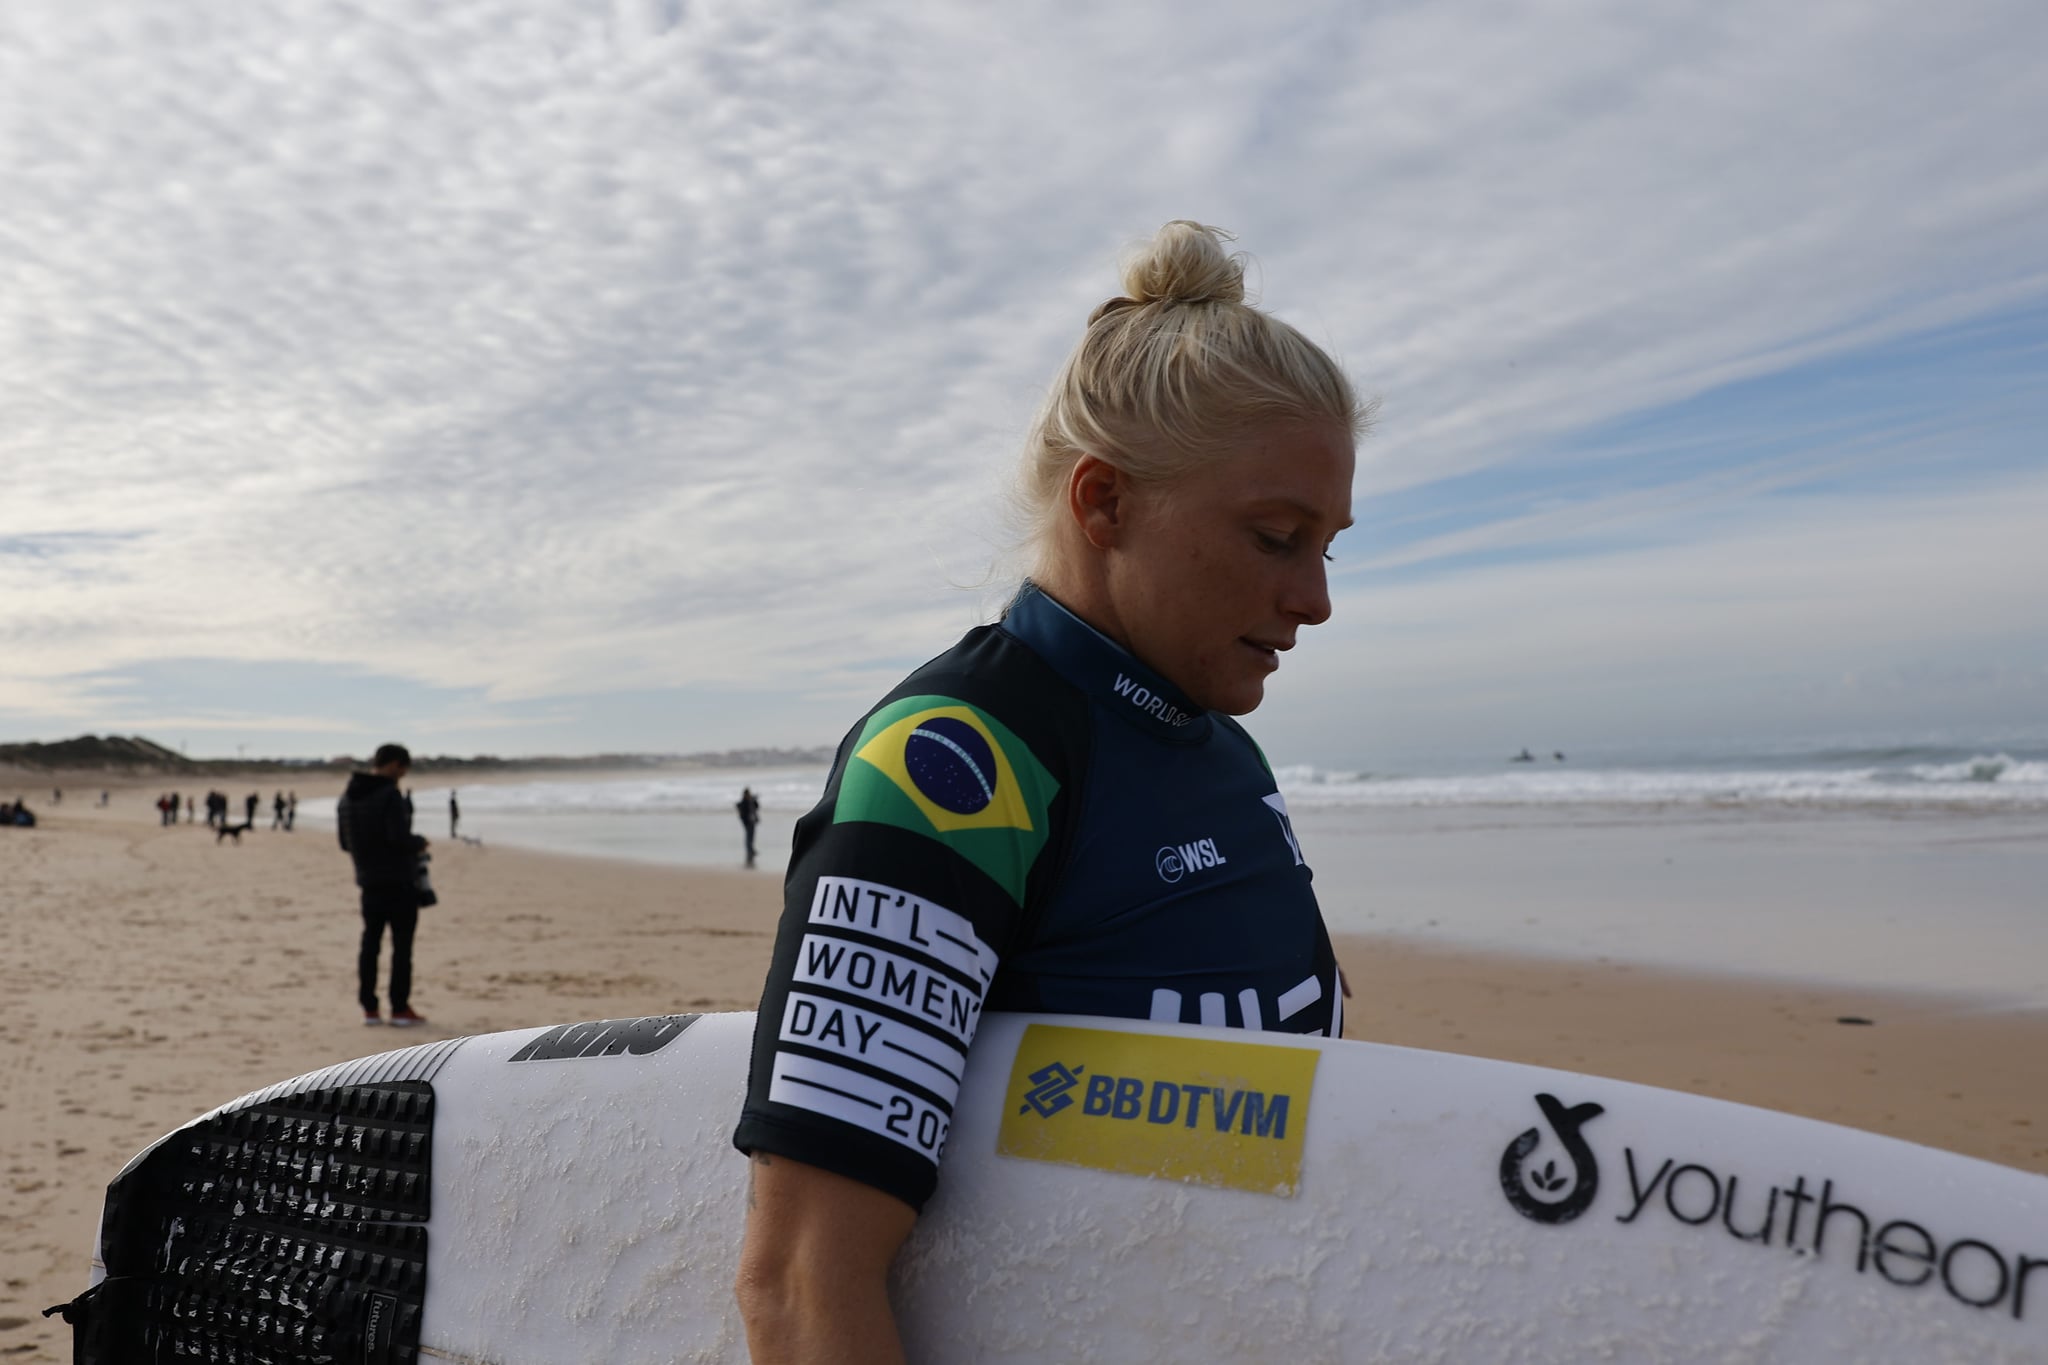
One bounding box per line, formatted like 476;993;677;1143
337;743;429;1027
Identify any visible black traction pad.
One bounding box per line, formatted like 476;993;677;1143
69;1078;435;1364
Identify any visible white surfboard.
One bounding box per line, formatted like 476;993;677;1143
59;1011;2048;1362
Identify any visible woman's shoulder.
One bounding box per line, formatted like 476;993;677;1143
810;622;1088;916
1209;711;1267;757
849;622;1086;783
867;620;1079;728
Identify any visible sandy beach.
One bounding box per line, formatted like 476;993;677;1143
3;780;2045;1362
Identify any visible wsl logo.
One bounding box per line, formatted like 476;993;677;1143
1500;1093;1606;1225
1155;837;1226;884
1018;1061;1084;1118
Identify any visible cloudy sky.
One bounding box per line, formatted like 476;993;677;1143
4;0;2044;767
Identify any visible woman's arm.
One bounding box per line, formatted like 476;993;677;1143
735;1152;919;1365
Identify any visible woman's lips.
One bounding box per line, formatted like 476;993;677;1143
1241;638;1284;669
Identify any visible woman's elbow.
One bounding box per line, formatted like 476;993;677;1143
733;1153;918;1362
733;1230;799;1334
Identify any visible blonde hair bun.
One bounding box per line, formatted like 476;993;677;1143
1022;220;1367;565
1119;220;1247;308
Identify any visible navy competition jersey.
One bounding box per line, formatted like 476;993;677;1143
732;584;1340;1211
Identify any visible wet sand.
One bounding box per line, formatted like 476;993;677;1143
2;787;2043;1361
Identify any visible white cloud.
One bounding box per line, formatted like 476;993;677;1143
2;0;2045;752
1264;468;2048;762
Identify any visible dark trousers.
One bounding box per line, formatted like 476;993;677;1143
359;885;419;1013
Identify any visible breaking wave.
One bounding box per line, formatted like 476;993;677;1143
1270;752;2048;809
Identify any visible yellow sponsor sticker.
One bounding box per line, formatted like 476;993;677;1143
997;1024;1321;1197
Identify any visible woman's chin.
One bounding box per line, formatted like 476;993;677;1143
1204;678;1268;717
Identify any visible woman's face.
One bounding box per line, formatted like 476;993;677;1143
1106;419;1354;715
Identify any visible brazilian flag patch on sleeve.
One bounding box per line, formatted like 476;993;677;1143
832;695;1060;905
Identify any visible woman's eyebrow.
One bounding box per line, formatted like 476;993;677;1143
1253;497;1354;531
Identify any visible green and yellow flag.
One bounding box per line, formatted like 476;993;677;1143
832;695;1058;904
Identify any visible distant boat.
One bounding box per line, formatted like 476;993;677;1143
1512;749;1535;763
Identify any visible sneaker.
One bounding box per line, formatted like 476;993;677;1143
363;1011;383;1026
388;1008;426;1028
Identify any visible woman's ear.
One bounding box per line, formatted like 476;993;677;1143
1067;455;1127;550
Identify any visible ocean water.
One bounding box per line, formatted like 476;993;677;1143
297;768;828;869
293;742;2048;870
297;742;2048;998
1273;744;2048;809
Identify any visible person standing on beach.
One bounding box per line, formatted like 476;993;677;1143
337;743;430;1027
272;791;287;829
286;791;297;830
733;222;1362;1361
735;787;760;867
449;790;460;840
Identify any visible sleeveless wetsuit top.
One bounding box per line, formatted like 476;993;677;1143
733;583;1340;1209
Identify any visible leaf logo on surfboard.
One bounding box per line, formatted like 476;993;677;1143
1500;1092;1606;1225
